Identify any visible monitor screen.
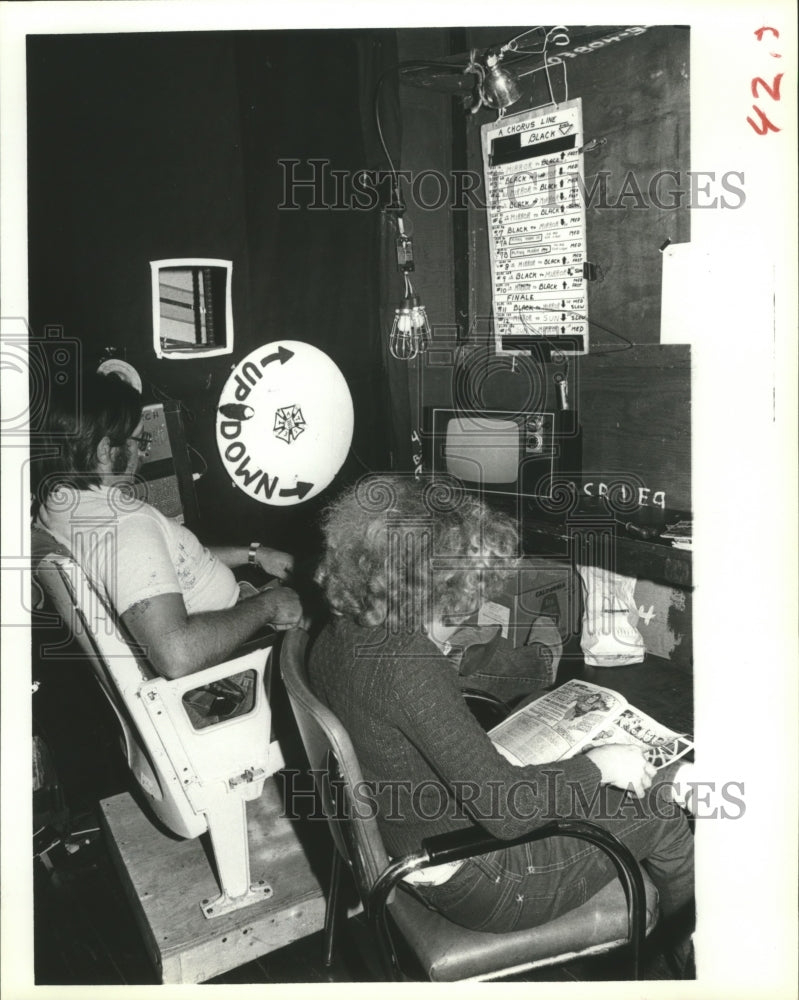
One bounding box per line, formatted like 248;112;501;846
428;408;558;500
444;415;520;485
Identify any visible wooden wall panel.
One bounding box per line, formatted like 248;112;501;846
462;24;691;348
576;345;691;512
409;26;693;513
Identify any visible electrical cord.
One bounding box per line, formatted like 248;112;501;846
583;318;634;355
501;26;548;55
375;38;628;358
544;27;569;107
375;28;572;178
189;444;208;482
511;30;570;109
517;306;634;355
374;59;471;206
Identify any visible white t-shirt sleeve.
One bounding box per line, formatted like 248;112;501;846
107;510;183;616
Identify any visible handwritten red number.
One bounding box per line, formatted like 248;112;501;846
746;106;781;135
749;29;783;134
751;73;783;100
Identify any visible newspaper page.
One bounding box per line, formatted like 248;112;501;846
590;705;694;769
490;679;692;769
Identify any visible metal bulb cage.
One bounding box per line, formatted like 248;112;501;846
389;293;431;361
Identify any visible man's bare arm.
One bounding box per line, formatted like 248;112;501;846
120;588;302;679
208;545;294;579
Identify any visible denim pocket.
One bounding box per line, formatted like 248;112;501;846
511;874;589;929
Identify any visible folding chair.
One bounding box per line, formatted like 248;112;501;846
280;628;660;982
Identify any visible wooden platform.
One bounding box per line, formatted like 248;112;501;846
99;778;327;984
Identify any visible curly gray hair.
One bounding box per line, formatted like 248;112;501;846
315;474;520;629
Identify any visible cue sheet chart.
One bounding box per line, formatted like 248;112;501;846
481;98;589;355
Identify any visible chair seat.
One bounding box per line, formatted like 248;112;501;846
390;870;659;982
280;629;655;981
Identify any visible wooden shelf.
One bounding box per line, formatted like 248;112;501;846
522;517;692;588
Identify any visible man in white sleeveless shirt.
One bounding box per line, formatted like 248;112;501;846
36;372;302;679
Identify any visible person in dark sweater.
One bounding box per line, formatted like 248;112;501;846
309;474;694;935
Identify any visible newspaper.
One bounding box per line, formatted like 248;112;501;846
489;678;693;769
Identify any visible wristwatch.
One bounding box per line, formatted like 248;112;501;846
248;542;261;566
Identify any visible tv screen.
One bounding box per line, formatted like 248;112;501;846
429;409;558;500
445;415;520;485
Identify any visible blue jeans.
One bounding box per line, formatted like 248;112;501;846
453;623;561;704
411;762;694;934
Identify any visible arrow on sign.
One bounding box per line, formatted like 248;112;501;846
260;346;294;368
279;481;314;500
218;403;254;420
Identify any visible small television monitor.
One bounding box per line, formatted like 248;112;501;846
427;408;564;501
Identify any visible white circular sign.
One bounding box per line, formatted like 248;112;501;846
216;341;353;506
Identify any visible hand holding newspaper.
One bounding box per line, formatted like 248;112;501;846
489;679;693;769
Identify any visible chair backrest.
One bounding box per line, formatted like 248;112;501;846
280;628;391;902
36;550;276;841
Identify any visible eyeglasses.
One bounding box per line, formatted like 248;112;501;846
128;432;152;453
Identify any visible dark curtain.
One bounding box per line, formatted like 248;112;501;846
27;30;402;558
224;29;403;549
358;31;416;472
229;27;414;519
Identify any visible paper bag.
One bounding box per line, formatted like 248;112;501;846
577;565;645;667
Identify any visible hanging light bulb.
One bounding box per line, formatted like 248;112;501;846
481;51;522;110
388;217;430;361
390;280;430;361
466;47;524;115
